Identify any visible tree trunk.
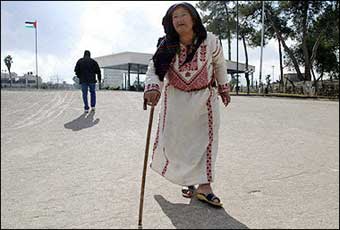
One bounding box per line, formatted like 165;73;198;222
242;35;250;94
285;77;296;93
278;38;284;92
311;67;323;95
223;1;231;60
301;1;311;81
8;69;12;88
310;32;323;66
266;9;304;81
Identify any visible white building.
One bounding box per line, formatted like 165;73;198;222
1;72;42;88
93;51;255;91
94;51;152;91
102;69;125;89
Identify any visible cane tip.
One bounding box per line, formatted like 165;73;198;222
143;99;147;110
138;224;143;229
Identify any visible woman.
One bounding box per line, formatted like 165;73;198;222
144;2;230;207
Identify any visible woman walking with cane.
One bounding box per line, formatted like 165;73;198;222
143;2;230;207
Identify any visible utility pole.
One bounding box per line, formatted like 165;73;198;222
259;1;265;94
236;1;239;95
35;20;38;89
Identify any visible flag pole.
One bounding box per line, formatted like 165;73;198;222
35;20;38;89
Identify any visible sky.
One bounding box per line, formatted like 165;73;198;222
1;1;284;85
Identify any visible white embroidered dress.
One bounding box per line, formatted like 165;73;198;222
144;32;229;186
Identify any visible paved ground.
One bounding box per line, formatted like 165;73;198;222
1;89;339;229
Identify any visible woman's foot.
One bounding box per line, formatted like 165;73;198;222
181;185;196;198
196;183;222;207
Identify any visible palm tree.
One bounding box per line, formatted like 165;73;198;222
4;55;13;87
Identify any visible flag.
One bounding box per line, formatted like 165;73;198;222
25;21;37;28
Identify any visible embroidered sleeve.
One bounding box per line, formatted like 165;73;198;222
144;60;163;94
211;34;229;86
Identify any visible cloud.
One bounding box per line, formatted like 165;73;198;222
3;1;299;85
73;1;182;56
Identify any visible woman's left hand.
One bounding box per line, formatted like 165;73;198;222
219;91;231;107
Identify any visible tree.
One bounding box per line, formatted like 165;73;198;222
291;29;338;93
235;1;292;92
268;1;332;82
198;1;338;96
264;2;304;81
308;2;339;85
281;1;338;93
196;1;236;60
238;2;267;94
4;55;13;87
262;2;291;92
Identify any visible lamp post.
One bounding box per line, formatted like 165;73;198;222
236;0;239;95
259;1;265;94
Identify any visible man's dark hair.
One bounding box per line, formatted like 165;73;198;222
84;50;91;57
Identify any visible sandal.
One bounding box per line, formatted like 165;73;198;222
181;185;196;198
196;193;223;207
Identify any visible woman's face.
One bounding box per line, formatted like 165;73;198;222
172;6;194;35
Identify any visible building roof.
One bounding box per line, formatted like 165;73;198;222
93;51;153;74
93;51;255;75
226;60;255;74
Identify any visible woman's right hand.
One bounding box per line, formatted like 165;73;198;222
144;90;161;106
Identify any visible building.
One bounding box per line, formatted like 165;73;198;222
94;51;151;91
1;72;18;87
1;72;42;88
102;69;125;89
93;51;255;91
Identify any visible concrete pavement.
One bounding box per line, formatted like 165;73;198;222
1;89;339;229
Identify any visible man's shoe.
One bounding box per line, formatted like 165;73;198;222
91;107;95;112
84;109;89;113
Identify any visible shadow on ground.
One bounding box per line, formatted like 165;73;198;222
64;111;100;131
154;195;248;229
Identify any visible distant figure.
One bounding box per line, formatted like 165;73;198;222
74;50;101;113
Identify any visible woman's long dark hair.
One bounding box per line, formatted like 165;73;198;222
152;2;207;81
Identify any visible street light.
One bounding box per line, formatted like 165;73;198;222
236;0;239;95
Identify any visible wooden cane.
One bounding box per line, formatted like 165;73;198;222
138;99;155;229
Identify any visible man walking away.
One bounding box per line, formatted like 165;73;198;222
74;50;102;113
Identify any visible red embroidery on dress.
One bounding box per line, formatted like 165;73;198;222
168;62;209;91
161;147;169;176
179;52;198;72
162;158;169;176
151;115;161;163
200;44;207;62
151;84;169;169
205;89;214;182
178;47;187;66
162;83;170;132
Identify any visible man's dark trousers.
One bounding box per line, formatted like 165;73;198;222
81;83;96;110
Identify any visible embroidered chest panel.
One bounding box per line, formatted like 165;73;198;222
167;42;211;91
